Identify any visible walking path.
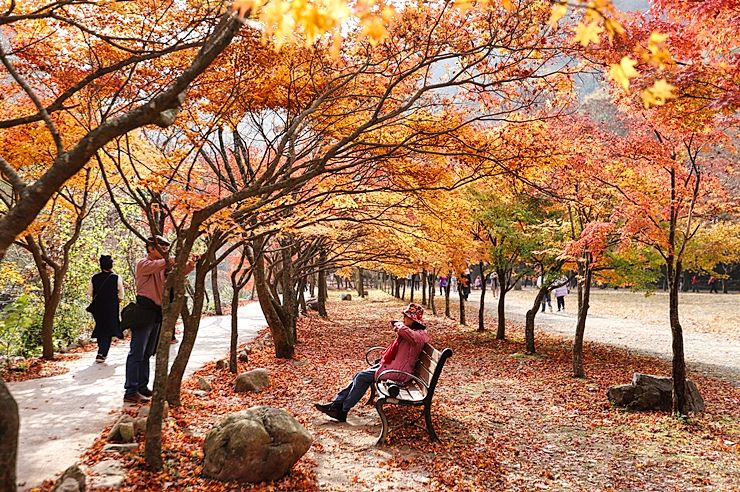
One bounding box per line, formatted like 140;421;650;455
469;290;740;383
7;302;267;491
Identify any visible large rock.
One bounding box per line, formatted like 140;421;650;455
233;369;270;393
51;464;86;492
607;373;705;413
107;415;136;443
202;406;312;483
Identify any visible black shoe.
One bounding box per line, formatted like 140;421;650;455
95;354;106;363
138;388;153;397
315;402;347;422
123;393;151;404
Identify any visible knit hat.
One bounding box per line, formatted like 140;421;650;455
402;303;424;325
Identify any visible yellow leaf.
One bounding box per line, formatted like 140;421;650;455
608;56;638;90
573;21;604;47
501;0;513;12
548;2;567;29
641;78;677;108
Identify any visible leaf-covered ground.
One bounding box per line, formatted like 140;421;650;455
40;292;740;491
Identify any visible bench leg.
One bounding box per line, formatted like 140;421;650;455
375;401;390;446
424;403;439;442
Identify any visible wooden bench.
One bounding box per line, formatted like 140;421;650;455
366;343;453;445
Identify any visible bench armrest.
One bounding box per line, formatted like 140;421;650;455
375;370;428;398
365;346;385;366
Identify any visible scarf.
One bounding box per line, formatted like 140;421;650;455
379;337;400;366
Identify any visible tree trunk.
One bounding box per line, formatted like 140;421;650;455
478;262;488;332
444;270;452;318
573;263;593;378
146;233;198;468
525;285;549;354
212;266;222;315
458;287;466;325
252;238;294;358
357;268;365;298
421;269;427;306
409;274;415;303
429;272;437;315
229;285;240;373
668;257;689;414
318;250;328;317
166;239;218;406
496;268;508;340
0;379;18;492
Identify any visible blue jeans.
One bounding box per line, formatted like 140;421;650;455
333;366;377;411
124;320;160;396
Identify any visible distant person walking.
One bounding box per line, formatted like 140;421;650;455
691;275;700;292
88;255;124;363
460;269;472;301
553;276;569;312
438;276;447;295
708;276;718;293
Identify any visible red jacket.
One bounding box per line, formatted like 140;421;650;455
376;323;430;383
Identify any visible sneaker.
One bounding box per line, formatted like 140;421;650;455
549;307;553;313
123;393;151;404
314;402;347;422
95;354;106;363
138;388;153;397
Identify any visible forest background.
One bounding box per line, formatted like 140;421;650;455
1;0;739;489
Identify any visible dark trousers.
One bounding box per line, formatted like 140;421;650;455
97;336;112;357
556;296;565;311
124;320;160;396
334;366;377;411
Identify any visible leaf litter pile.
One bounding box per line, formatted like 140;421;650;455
70;295;739;491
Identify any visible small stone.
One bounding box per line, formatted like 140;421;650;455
91;460;125;476
52;477;81;492
216;359;228;369
92;475;125;490
193;390;208;397
118;422;135;443
102;443;139;454
198;377;212;392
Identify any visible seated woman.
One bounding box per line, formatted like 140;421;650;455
315;303;430;422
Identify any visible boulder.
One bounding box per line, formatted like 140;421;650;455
91;460;125;476
233;369;270;393
238;350;249;363
91;476;125;490
137;402;168;420
216;359;228;369
202;406;312;483
198;377;212;392
107;415;136;443
607;373;705;413
51;464;86;492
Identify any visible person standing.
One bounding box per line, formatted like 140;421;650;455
691;275;700;292
124;236;196;404
708;276;718;293
553;276;569;312
438;276;447;295
88;255;124;363
460;269;472;301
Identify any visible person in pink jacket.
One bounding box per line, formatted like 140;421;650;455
315;303;430;422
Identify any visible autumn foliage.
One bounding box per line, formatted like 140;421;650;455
30;295;738;491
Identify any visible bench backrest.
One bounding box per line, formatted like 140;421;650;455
413;343;453;402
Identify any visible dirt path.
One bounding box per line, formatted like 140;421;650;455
7;303;267;491
470;289;740;384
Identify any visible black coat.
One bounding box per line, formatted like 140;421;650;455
90;271;123;339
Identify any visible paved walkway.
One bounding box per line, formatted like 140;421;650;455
7;302;267;491
469;290;740;383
